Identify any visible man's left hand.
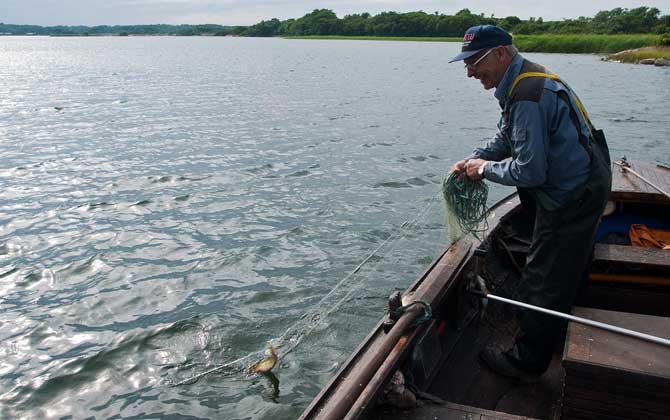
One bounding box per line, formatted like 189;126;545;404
465;159;488;180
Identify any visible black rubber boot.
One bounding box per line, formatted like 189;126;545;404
479;347;542;384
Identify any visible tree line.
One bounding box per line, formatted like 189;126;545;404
242;7;670;37
2;7;668;38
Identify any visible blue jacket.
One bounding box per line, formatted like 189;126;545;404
469;54;591;207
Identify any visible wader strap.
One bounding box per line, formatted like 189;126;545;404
507;71;600;211
508;72;594;139
556;89;593;160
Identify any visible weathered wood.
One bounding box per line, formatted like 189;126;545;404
300;193;523;420
563;379;670;410
594;243;670;268
564;307;670;378
504;242;670;270
300;241;473;420
371;401;538;420
562;307;670;420
611;159;670;203
576;284;670;317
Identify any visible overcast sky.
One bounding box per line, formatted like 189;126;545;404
4;0;670;26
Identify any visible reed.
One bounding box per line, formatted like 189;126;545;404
284;35;462;42
513;34;660;54
607;46;670;63
285;34;663;55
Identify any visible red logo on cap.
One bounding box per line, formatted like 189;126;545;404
463;33;475;41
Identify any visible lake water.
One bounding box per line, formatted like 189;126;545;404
0;36;668;420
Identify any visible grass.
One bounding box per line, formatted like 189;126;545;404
284;35;461;42
513;34;661;54
283;34;662;54
607;46;670;63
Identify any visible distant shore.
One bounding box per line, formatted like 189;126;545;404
4;32;668;60
606;46;670;63
286;34;665;55
285;36;462;42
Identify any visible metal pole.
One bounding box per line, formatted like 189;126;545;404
479;290;670;347
614;160;670;199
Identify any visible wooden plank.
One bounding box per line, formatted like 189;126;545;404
593;243;670;268
564;307;670;379
611;160;670;203
371;401;538;420
561;401;665;420
562;396;667;420
576;284;670;317
503;242;670;270
564;372;670;404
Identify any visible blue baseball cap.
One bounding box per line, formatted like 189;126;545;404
449;25;513;63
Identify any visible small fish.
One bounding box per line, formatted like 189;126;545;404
248;345;277;374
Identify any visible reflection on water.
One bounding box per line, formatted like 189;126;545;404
0;36;668;419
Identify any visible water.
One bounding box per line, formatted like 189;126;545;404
0;36;668;419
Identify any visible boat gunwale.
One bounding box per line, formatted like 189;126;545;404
298;191;521;420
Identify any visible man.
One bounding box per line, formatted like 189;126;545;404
449;25;612;382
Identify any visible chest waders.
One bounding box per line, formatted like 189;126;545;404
500;66;613;373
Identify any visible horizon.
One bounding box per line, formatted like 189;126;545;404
3;1;670;27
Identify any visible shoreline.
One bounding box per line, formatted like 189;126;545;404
284;35;462;42
606;46;670;65
5;33;668;62
286;34;663;55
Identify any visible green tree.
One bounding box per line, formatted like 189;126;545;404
296;9;341;35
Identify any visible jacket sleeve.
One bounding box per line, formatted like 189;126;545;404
482;100;548;187
466;114;513;161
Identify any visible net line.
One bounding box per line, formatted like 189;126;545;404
172;190;442;386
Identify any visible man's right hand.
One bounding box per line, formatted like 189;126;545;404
450;159;468;174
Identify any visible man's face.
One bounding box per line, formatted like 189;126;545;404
464;47;504;90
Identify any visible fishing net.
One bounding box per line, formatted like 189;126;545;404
442;172;489;241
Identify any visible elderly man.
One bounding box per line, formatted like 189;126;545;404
450;25;612;382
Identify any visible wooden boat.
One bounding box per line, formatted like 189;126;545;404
299;160;670;420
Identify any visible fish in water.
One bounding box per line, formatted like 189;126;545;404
248;345;278;374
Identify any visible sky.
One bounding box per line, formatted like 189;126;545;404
3;0;670;26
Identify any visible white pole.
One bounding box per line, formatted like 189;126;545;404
483;292;670;347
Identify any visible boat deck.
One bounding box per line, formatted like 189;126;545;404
373;400;540;420
611;160;670;203
299;160;670;420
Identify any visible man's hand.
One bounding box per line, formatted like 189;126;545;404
465;159;488;180
450;159;468;174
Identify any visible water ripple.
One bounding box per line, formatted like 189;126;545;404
0;37;668;420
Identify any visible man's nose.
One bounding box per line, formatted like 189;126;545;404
467;67;476;78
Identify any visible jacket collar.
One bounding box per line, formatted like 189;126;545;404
494;53;524;107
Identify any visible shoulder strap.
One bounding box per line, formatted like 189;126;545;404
508;72;594;139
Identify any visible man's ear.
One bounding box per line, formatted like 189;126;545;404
496;46;512;64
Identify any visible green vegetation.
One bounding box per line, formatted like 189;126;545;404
242;7;669;38
240;7;668;54
608;46;670;62
284;34;664;54
514;34;662;53
285;35;461;42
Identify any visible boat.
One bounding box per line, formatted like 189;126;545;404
299;159;670;420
